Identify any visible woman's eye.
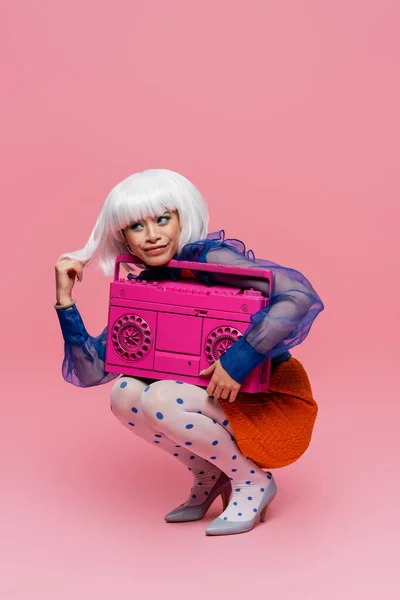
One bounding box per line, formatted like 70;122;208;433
130;216;170;230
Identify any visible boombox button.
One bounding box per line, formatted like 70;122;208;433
244;290;262;296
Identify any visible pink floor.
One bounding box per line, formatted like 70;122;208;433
2;352;398;599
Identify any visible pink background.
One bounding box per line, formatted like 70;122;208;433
1;0;399;597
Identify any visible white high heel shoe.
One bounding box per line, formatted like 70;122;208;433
205;472;277;536
164;472;232;523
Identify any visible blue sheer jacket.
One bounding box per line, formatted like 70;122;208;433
55;230;324;387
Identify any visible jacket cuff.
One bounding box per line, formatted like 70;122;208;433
55;304;89;345
219;336;266;384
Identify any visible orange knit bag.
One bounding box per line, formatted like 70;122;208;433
219;357;318;469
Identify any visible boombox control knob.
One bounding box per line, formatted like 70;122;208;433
111;314;152;362
205;326;243;364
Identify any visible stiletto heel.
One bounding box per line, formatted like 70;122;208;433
260;505;269;523
205;473;277;536
221;490;230;510
164;472;232;523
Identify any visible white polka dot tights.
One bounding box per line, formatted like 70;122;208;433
110;377;273;522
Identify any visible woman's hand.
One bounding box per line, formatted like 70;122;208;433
199;359;242;402
55;258;88;305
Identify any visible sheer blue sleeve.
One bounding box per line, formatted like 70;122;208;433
176;230;324;383
55;304;119;388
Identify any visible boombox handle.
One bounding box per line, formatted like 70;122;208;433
113;253;272;290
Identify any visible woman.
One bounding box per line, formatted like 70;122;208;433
54;169;324;535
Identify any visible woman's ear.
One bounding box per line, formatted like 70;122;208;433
121;230;133;254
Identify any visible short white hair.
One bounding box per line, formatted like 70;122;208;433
59;169;209;276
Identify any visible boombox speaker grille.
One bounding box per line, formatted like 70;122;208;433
205;326;243;364
111;314;152;361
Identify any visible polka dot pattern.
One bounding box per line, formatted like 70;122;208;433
112;373;274;522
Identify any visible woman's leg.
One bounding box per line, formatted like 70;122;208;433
111;376;226;507
140;380;274;523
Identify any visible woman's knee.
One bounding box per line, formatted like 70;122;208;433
110;376;148;420
141;379;183;422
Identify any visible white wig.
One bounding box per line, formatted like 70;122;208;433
59;169;209;277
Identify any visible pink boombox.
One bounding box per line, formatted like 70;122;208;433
105;254;273;393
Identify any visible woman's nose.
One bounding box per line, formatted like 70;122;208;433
145;226;161;242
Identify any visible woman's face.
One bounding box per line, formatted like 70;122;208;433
123;209;182;266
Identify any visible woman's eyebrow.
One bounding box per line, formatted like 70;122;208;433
131;212;171;224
